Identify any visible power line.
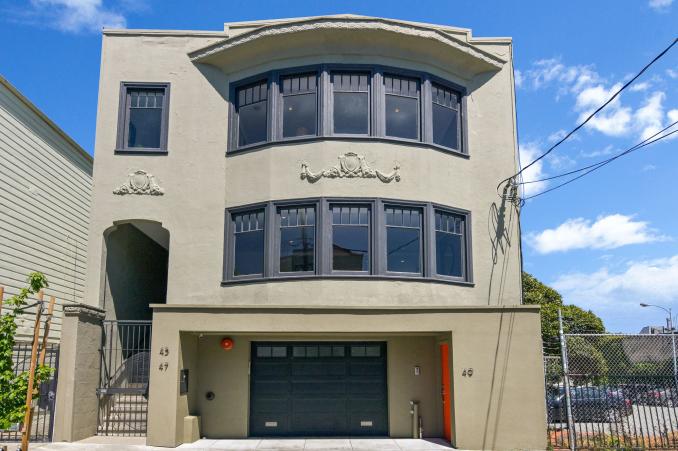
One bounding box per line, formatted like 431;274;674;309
497;37;678;192
519;120;678;186
523;128;677;200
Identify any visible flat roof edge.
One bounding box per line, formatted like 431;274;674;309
151;304;539;312
103;28;228;38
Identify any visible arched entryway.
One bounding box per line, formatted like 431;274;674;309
97;220;169;436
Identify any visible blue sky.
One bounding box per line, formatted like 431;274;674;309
1;0;676;332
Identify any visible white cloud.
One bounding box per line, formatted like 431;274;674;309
553;255;678;312
649;0;673;11
580;144;615;158
629;81;651;92
519;58;601;94
527;214;665;254
27;0;126;33
667;69;678;79
575;83;633;136
518;142;548;197
514;69;523;88
642;164;657;171
635;91;666;140
547;129;567;143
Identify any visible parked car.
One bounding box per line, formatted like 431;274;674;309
548;386;632;422
638;387;678;406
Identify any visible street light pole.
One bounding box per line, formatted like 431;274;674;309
640;303;678;392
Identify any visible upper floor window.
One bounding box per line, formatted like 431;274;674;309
384;75;420;140
237;81;268;147
228;65;466;154
332;72;370;135
432;84;460;150
224;199;471;284
281;73;318;138
117;83;169;152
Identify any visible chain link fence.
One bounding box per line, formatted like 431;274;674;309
546;332;678;450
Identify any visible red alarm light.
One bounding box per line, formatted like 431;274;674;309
220;337;234;351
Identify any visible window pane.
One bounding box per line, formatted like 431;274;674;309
333;225;369;271
280;226;315;272
334;92;368;134
128;108;162;148
238;101;267;146
387;227;420;273
234;229;264;276
436;231;463;277
385;95;418;140
433;103;458;149
271;346;287;357
283;93;317;137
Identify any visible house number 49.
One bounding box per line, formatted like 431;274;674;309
462;368;474;377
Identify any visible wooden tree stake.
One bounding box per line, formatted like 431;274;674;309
20;290;44;451
0;286;4;316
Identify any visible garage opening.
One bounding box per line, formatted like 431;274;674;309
249;342;388;437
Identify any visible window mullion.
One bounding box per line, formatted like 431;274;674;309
375;199;385;275
320;66;330;137
422;76;433;144
424;204;435;278
372;70;384;137
267;202;276;277
270;72;280;142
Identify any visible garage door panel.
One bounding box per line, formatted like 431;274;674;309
250;342;387;437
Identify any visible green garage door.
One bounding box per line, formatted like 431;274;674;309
250;342;388;437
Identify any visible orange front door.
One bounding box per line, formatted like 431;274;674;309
440;343;452;443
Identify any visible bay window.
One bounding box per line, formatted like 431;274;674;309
228;65;466;154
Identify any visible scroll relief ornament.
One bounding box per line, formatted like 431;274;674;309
113;170;164;196
301;152;400;183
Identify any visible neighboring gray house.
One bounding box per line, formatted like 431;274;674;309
0;75;92;341
54;15;546;450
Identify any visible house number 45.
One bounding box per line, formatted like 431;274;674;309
462;368;474;377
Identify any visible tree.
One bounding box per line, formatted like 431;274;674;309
522;272;605;354
0;273;53;429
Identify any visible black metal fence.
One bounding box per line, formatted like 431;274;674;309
546;333;678;450
97;320;152;436
0;342;59;442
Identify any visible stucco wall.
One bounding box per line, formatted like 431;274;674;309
85;24;521;313
147;306;546;450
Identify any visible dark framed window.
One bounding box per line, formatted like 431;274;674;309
281;73;318;138
278;206;316;273
223;198;471;284
432;83;461;150
331;204;370;273
227;65;467;155
117;83;170;152
232;209;265;277
385;206;422;274
236;80;268;147
384;74;420;140
331;72;370;135
435;210;465;279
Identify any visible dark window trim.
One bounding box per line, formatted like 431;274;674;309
223;197;472;285
382;203;424;278
116;82;170;154
230;75;271;150
277;67;322;142
227;64;468;155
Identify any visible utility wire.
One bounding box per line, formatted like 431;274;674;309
497;37;678;192
520;120;678;185
523;128;677;200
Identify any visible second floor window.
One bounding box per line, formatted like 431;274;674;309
279;206;315;273
281;73;317;138
233;210;265;276
384;75;419;140
385;206;422;274
237;81;268;147
332;205;370;272
435;210;464;278
117;83;169;152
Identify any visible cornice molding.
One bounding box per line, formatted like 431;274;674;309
189;18;505;69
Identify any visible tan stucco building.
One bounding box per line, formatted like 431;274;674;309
54;15;546;450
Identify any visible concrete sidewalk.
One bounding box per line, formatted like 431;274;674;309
2;437;456;451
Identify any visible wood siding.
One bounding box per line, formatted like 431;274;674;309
0;79;92;342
